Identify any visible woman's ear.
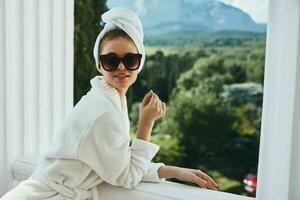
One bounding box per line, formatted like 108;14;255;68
98;64;102;73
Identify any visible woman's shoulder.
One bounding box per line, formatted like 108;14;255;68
74;90;117;115
44;91;122;158
68;90;122;131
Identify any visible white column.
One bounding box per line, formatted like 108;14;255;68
256;0;300;199
0;0;8;194
0;0;74;195
23;0;39;155
64;0;74;118
38;0;53;154
289;12;300;199
4;0;24;189
52;0;66;142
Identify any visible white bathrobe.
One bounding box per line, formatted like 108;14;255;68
1;76;165;200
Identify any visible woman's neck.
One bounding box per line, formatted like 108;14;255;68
117;89;127;109
117;88;127;100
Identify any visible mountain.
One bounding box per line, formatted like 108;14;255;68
106;0;266;35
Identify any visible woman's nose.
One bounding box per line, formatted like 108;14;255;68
117;62;126;70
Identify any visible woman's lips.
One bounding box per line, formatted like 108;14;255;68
114;75;129;80
115;74;129;77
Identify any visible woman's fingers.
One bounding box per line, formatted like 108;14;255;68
192;174;207;188
205;180;217;191
194;174;217;190
145;92;166;119
149;93;157;105
162;102;166;116
142;90;153;106
158;100;163;115
194;171;218;190
156;99;166;118
156;98;160;112
195;170;218;187
160;101;164;116
150;94;160;112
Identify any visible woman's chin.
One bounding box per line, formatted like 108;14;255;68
114;82;130;90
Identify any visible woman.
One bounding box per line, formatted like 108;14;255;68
1;7;217;200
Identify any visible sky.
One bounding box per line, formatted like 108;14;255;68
107;0;269;24
218;0;268;23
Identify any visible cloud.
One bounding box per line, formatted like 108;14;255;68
219;0;268;23
135;0;146;16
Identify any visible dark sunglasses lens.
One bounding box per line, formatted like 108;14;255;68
123;54;141;70
100;54;120;71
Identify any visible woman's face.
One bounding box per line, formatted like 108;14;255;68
99;37;139;96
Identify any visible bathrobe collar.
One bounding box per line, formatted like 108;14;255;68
90;75;128;115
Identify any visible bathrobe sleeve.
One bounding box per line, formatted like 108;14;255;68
77;112;160;189
141;162;166;183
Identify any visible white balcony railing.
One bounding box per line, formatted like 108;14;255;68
11;155;253;200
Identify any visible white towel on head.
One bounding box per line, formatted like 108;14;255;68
93;7;145;74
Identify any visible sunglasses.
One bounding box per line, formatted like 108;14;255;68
99;53;142;71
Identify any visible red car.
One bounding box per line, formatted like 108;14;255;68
242;169;257;196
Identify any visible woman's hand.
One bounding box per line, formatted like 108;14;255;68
140;90;166;122
175;167;218;190
158;166;218;191
137;90;166;141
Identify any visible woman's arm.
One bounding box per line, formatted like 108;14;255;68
78;111;161;189
136;116;154;141
137;91;218;190
158;166;218;190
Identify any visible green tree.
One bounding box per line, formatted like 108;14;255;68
222;82;263;138
74;0;108;104
127;50;208;113
156;54;260;179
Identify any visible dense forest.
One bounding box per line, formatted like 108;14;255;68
74;0;265;195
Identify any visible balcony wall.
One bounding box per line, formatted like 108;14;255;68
11;155;251;200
